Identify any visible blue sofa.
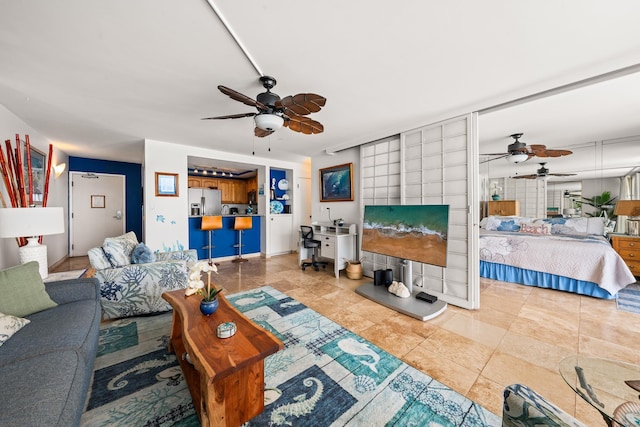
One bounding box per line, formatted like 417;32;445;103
0;277;101;427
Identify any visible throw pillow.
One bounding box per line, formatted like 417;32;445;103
132;243;156;264
102;231;139;267
87;247;113;270
484;216;531;232
0;312;30;347
519;222;551;235
0;261;57;317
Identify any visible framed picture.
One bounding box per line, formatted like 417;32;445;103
155;172;179;197
22;145;46;204
320;163;354;202
91;195;105;208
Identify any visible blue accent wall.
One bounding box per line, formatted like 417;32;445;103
69;157;143;240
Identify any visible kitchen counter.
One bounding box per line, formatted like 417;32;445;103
189;216;261;260
188;214;263;218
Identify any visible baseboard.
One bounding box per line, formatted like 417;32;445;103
49;255;69;271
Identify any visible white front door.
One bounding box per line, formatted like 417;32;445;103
70;172;126;256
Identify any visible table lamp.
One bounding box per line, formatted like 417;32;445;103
0;207;64;278
613;200;640;236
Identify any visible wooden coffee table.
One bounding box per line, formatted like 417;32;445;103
162;289;283;426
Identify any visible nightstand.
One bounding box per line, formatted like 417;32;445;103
487;200;520;216
610;234;640;277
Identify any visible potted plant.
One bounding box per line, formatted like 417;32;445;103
579;191;617;219
185;260;223;315
490;181;502;201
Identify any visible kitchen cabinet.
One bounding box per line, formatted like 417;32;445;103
269;214;293;255
233;180;247;203
611;234;640;277
201;178;219;189
188;177;218;189
246;177;258;194
217;180;232;203
188;177;202;188
189;176;249;203
487;200;520;216
218;179;248;203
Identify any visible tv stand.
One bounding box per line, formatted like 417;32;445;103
355;282;447;321
355;259;446;321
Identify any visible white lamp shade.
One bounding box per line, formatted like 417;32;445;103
0;207;64;238
254;114;284;131
506;153;529;163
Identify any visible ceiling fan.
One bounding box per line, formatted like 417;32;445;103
202;76;326;138
511;162;577;180
480;133;573;164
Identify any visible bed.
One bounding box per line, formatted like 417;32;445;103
479;216;636;299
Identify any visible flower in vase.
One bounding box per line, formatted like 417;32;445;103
185;260;222;302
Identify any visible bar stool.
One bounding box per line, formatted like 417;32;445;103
201;215;223;266
232;216;253;263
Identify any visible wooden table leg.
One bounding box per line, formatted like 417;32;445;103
200;360;266;426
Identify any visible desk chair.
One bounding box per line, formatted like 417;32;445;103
300;225;328;271
201;215;223;266
233;216;252;263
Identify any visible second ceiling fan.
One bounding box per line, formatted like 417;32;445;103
481;133;573;164
511;162;576;180
202;76;326;138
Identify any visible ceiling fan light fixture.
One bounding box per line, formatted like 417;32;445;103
254;113;284;131
506;153;529;163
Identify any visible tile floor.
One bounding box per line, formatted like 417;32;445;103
53;253;640;424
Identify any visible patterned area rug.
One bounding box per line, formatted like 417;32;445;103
81;286;500;427
617;283;640;314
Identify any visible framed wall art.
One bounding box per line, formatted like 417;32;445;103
155;172;179;197
91;195;105;208
320;163;353;202
22;145;46;204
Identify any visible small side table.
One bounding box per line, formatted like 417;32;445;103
559;356;640;426
610;234;640;278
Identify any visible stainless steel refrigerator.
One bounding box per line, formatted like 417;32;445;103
188;188;222;215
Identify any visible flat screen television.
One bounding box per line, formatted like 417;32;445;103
361;205;449;267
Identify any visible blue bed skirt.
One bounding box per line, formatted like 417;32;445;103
480;261;614;299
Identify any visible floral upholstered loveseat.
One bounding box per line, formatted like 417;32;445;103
88;232;197;319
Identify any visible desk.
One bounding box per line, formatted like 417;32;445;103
559;356;640;426
162;290;283;426
298;222;357;278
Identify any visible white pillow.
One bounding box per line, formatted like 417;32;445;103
586;217;605;235
484;216;532;232
0;312;30;347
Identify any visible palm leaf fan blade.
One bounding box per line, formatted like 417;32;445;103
278;93;326;115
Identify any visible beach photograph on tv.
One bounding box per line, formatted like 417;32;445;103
361;205;449;267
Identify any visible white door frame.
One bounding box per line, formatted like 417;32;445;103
69;171;126;256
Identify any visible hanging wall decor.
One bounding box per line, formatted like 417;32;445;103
320;163;353;202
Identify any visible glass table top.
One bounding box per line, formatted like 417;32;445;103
559;356;640;426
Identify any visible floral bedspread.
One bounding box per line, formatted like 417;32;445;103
479;229;635;295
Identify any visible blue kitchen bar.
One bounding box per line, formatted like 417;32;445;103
188;215;261;260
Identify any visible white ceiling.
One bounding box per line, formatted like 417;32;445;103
1;1;640;181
